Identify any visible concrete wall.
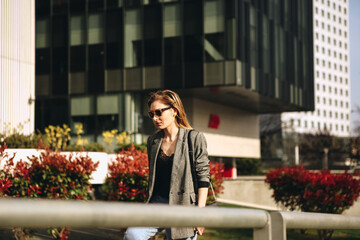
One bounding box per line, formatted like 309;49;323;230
183;98;260;158
220;177;360;215
0;0;35;134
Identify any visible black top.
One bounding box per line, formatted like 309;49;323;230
153;148;210;200
153;148;174;199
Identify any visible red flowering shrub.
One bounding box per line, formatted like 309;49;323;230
102;145;149;202
0;143;99;239
207;161;225;204
265;166;360;214
102;145;225;205
0;143;13;197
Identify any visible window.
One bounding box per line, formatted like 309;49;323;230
345;43;348;49
339;29;342;36
340;77;343;83
335;88;338;95
340;89;343;96
335;99;338;106
334;63;337;70
334;39;337;46
334;51;337;58
323;85;326;92
124;9;142;68
329;111;332;118
328;49;331;56
322;35;325;41
70;15;85;46
339;41;342;47
346;102;349;108
345;67;348;73
341;113;344;119
329;99;332;105
317;96;320;103
317;109;321;116
327;37;331;43
327;12;330;19
316;7;318;14
328;62;331;68
323;72;326;79
345;78;348;84
335;112;338;118
322;10;324;16
345;31;347;38
345;55;348;61
333;27;336;34
317;84;320;90
316;71;319;77
323;97;326;104
316;45;319;52
339;17;342;24
322;22;325;29
324;110;327;117
346;90;348;96
316;20;319;27
316;58;319;65
316;33;319;39
339;53;342;60
88;13;104;45
322;60;325;67
329;86;332;92
334;76;337;82
345;20;347;26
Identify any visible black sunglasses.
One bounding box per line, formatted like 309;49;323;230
148;106;172;118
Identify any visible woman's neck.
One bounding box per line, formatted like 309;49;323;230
163;124;179;142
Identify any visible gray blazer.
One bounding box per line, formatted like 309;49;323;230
146;128;210;239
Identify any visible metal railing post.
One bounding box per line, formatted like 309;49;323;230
270;212;286;240
253;212;272;240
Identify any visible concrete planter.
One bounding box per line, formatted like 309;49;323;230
2;149;112;184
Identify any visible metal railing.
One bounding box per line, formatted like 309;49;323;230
270;211;360;240
1;199;360;240
0;199;271;240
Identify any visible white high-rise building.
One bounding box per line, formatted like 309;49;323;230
282;0;351;137
0;0;36;135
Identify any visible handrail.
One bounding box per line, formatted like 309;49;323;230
270;211;360;240
0;199;271;240
2;199;360;240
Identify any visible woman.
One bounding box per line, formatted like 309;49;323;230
124;90;210;240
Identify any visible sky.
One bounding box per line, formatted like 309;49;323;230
350;0;360;134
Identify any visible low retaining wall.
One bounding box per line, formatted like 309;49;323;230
220;177;360;215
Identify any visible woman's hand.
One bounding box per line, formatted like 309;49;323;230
194;227;205;235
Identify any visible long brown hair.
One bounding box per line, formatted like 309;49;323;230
147;90;192;129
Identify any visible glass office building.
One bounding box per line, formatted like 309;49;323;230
35;0;314;153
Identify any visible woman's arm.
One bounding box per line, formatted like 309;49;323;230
197;187;208;208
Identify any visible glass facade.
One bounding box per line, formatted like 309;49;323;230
35;0;314;139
